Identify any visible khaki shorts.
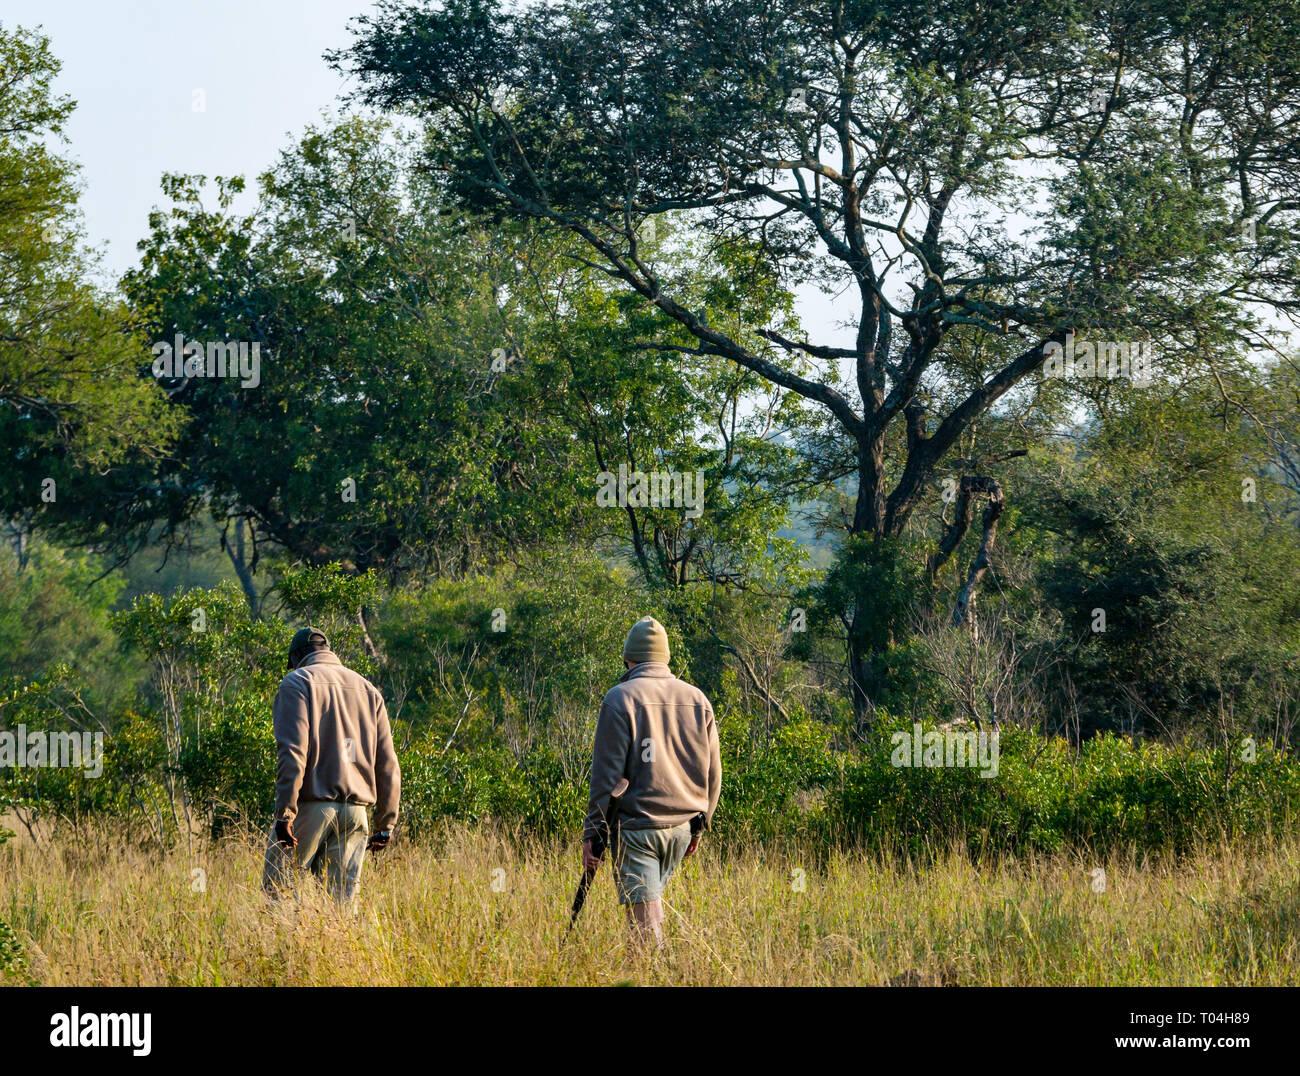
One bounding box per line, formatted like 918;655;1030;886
612;822;692;905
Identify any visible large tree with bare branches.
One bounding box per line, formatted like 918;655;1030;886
337;0;1300;725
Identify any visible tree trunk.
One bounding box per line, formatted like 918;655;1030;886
847;628;878;733
846;454;897;735
223;516;260;615
951;479;1005;632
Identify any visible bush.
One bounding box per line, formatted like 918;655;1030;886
4;560;1297;859
832;714;1300;858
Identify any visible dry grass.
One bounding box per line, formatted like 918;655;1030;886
2;824;1298;986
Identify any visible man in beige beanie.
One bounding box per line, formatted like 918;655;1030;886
582;616;721;944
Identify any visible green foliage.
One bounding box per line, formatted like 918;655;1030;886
336;0;1300;731
399;737;586;840
0;918;34;985
0;25;177;524
716;715;840;842
367;706;1300;857
115;120;596;580
111;580;287;834
1017;373;1300;739
275;562;380;677
0;539;137;712
833;715;1300;859
5;9;1300;882
176;696;275;836
380;553;665;773
2;548;1298;859
811;531;935;713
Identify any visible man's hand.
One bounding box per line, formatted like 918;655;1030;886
684;811;705;858
582;839;603;871
367;830;391;852
274;818;296;849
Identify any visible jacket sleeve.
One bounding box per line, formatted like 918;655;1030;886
582;695;631;842
272;676;309;823
372;693;401;832
705;707;722;829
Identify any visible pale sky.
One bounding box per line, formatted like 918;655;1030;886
5;0;366;280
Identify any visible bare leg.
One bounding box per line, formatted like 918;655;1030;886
626;898;665;947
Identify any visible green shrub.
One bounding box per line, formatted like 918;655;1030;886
4;560;1296;859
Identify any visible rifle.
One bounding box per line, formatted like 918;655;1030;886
567;776;628;935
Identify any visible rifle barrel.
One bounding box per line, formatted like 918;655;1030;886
565;778;628;936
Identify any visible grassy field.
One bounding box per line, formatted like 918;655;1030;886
2;825;1298;986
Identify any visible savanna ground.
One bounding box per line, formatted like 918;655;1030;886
2;825;1298;987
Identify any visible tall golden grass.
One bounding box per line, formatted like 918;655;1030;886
2;824;1298;986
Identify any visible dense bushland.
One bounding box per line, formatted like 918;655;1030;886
4;552;1297;859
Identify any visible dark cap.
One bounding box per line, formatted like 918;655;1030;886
287;626;330;668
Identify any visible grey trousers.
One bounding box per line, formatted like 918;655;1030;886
262;800;370;904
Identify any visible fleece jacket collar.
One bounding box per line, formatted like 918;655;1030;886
296;650;342;669
619;661;674;683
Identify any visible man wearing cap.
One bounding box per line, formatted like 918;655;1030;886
262;627;401;905
582;616;722;945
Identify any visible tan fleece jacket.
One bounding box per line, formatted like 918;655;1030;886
272;650;401;832
583;662;721;841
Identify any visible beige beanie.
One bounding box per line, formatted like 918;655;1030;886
623;616;670;664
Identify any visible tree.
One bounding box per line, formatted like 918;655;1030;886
118;115;819;611
338;0;1300;726
0;26;176;558
1023;372;1300;742
118;118;596;599
532;220;814;590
